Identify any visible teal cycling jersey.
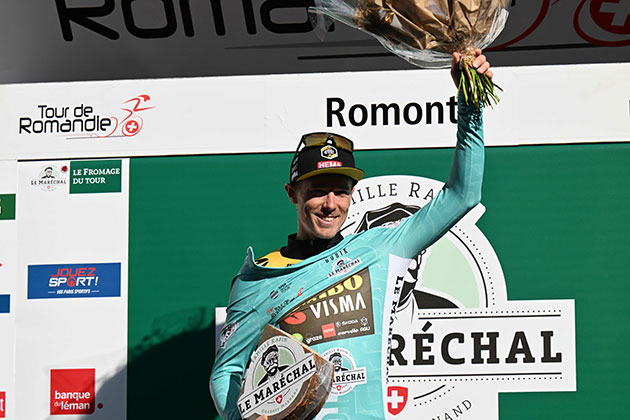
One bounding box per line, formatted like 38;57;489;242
210;98;484;420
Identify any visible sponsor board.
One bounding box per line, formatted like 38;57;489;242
322;348;367;396
278;268;375;346
342;175;575;420
0;195;16;221
30;165;68;192
0;391;5;418
0;296;9;314
50;369;95;415
70;160;122;194
27;263;121;299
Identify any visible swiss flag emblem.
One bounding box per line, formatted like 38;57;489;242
387;386;408;416
275;395;283;404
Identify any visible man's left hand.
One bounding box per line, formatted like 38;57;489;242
450;49;493;88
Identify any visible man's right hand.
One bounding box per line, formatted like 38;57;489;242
255;415;269;420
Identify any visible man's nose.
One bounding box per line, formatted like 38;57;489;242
323;192;336;209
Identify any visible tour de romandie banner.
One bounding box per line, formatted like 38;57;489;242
0;63;628;419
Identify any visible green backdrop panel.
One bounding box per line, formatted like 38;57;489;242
128;143;630;419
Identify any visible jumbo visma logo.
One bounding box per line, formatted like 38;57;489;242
342;175;576;420
278;268;375;346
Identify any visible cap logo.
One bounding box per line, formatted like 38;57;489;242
318;161;342;169
321;145;338;160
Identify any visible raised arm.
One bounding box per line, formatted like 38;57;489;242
384;50;491;259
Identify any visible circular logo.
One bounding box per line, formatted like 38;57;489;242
575;0;630;46
238;331;321;418
342;175;506;417
322;347;367;396
122;117;143;136
589;0;630;35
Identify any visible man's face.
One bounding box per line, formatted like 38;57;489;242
286;174;354;241
262;351;279;376
330;355;343;371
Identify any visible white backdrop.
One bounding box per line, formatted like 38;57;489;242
0;63;628;160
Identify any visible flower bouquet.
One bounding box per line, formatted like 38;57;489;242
311;0;511;108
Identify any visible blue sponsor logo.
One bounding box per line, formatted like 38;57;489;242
0;294;9;313
28;263;121;299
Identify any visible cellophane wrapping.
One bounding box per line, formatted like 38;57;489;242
311;0;510;68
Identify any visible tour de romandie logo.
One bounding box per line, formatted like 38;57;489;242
18;95;154;139
340;175;576;420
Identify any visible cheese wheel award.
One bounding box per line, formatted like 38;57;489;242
237;325;333;420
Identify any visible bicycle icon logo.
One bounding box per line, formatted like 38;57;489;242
102;94;155;138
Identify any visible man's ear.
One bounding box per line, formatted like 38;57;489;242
285;183;298;204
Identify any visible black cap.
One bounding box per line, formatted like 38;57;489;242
289;133;364;184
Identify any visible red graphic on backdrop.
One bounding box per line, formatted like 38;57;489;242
575;0;630;46
0;391;6;418
387;386;408;416
488;0;551;51
590;0;630;34
102;94;154;138
50;369;95;415
488;0;630;50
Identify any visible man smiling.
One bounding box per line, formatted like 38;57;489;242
211;50;493;420
254;135;364;268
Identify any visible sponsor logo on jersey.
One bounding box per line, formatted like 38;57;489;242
30;165;68;191
219;321;239;349
322;348;367;396
267;286;303;319
50;369;95;415
327;257;361;278
238;332;318;418
278;268;374;345
28;263;121;299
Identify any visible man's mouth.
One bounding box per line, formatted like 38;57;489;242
317;214;337;224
